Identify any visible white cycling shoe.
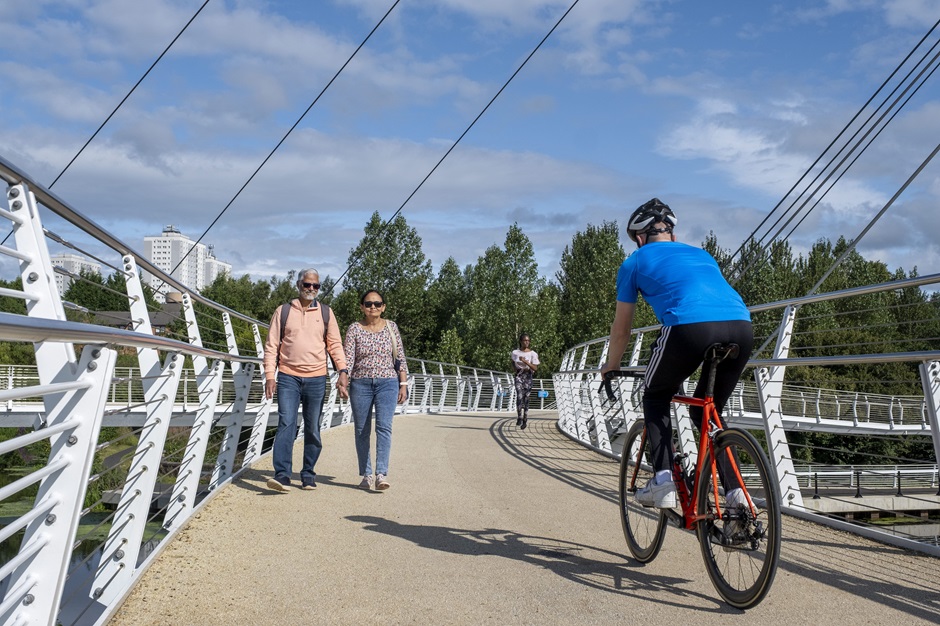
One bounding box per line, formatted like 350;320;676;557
636;477;677;508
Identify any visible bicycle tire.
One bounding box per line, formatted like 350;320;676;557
695;427;782;609
619;420;667;562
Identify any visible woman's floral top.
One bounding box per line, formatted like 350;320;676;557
343;320;408;380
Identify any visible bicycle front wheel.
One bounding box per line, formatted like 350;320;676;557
619;420;667;562
696;428;781;609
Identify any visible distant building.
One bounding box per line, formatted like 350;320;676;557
204;244;232;287
50;253;101;296
143;225;231;301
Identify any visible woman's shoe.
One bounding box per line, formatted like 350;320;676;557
358;474;374;490
520;417;528;430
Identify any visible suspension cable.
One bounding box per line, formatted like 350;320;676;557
49;0;214;189
0;0;213;247
163;0;402;292
725;17;940;284
329;0;584;293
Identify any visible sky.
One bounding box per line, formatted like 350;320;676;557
2;0;940;292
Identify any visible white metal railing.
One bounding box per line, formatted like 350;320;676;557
0;157;541;626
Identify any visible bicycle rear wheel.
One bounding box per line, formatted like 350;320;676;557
696;428;781;609
619;420;667;562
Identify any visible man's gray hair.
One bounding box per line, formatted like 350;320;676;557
296;268;319;285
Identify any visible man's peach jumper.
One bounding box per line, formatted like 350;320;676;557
263;299;348;380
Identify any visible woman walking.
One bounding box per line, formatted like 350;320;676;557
344;290;408;490
510;333;539;429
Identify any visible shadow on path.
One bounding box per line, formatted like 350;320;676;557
346;514;738;613
490;413;940;623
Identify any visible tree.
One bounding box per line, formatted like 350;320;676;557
339;212;434;355
427;257;470;355
459;224;552;371
555;221;624;350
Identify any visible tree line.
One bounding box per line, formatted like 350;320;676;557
1;212;938;384
0;212;938;468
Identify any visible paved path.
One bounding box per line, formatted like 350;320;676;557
110;411;940;625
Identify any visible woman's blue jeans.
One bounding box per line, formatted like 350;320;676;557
349;377;398;477
272;374;326;482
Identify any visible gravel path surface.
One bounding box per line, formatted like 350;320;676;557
109;411;940;625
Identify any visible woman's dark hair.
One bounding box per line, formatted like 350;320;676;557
518;333;530;348
359;289;385;305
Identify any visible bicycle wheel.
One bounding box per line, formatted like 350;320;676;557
695;427;781;609
619;420;667;562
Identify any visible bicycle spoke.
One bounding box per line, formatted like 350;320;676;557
620;421;667;562
696;428;781;609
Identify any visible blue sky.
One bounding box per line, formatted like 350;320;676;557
2;0;940;289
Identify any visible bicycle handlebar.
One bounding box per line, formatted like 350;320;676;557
599;369;644;400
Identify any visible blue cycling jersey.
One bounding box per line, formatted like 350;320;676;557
616;241;750;326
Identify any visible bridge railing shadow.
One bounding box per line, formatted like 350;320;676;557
487;414;940;622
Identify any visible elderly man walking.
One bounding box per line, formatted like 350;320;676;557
263;268;349;492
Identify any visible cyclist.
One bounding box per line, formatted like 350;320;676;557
600;198;753;509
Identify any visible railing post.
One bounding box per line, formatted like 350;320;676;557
455;366;466;410
918;361;940;479
2;182;120;626
242;323;273;467
94;256;185;604
1;345;116;626
437;363;448;413
673;379;698;466
210;312;250;489
754;304;803;509
163;294;224;533
587;341;612;452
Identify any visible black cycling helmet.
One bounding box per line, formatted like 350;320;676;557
626;198;678;243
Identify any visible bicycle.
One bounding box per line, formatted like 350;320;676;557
601;342;781;609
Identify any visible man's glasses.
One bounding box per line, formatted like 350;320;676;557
362;301;384;308
301;282;320;290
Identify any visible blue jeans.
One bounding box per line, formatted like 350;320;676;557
349;377;398;476
272;374;327;482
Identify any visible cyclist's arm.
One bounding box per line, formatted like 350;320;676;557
601;300;635;375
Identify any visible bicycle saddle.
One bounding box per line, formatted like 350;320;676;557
705;343;739;362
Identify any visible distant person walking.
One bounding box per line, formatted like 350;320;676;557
344;290;408;491
511;334;539;429
263;269;349;492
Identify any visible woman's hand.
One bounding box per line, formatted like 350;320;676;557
336;372;349;399
398;380;408;404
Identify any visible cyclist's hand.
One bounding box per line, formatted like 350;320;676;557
599;362;616;381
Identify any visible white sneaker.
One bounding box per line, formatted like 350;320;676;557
375;474;390;491
725;488;748;509
635;477;677;508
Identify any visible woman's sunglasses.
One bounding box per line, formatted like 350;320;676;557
362;301;384;308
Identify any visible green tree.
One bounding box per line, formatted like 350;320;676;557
427;257;470;358
339;212;434;355
0;277;33;364
555;221;623;350
459;224;551;371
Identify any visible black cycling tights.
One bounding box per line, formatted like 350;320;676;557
642;320;754;490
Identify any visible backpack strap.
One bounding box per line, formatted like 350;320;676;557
276;300;334;368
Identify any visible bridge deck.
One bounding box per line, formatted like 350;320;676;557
110;412;940;625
